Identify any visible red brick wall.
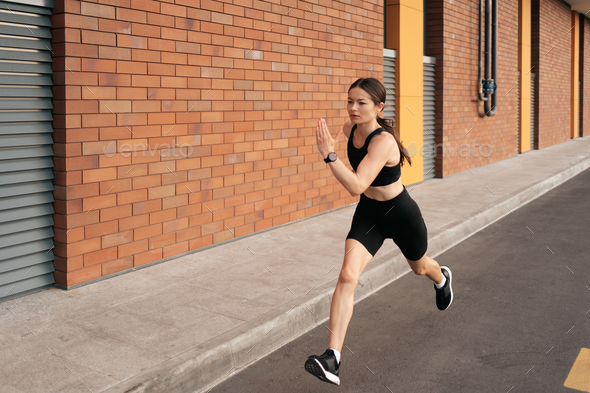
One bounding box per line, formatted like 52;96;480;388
531;0;572;148
583;15;590;137
426;0;519;177
51;0;384;287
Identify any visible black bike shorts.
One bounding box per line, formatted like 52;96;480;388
345;185;428;261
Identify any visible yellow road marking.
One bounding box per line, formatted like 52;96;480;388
564;348;590;392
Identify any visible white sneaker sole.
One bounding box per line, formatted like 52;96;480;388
313;358;340;385
441;265;453;309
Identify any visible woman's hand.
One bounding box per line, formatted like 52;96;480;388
315;118;342;159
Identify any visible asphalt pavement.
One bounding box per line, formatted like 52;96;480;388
211;168;590;393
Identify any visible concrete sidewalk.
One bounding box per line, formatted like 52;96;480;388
1;136;589;393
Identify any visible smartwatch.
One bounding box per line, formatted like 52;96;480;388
324;152;337;163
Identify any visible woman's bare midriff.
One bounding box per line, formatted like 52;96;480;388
362;180;404;201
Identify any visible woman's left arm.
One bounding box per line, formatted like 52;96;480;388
316;118;393;197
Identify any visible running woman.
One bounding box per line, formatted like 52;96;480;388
304;78;453;386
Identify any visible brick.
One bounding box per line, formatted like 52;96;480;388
81;58;116;73
161;27;187;41
132;173;161;189
134;223;163;241
132;23;160;38
176;41;200;54
147;112;175;124
101;205;132;222
147;12;175;27
54;265;101;287
116;8;146;23
119;213;149;231
102;230;134;248
163;242;189;259
117;34;148;49
99;46;131;61
82;168;117;184
149;208;176;225
147;62;175;76
161;76;187;88
117;189;147;205
85;220;118;239
201;0;223;13
81;30;116;46
187;8;211;22
82;86;116;100
62;14;98;30
119;239;148;258
81;2;115;19
102;256;134;276
98;73;131;86
98;19;131;34
133;199;161;215
161;52;187;65
100;100;132;113
84;247;117;267
130;0;159;13
54;100;97;115
148;233;175;250
162;217;188;233
117;113;147;126
148;184;175;200
66;237;102;258
117;87;147;100
81;195;117;213
162;194;188;210
132;100;161;112
161;3;186;17
134;248;163;266
54;226;84;244
132;75;160;87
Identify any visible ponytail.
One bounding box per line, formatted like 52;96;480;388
376;116;412;167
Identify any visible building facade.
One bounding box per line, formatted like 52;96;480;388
0;0;588;301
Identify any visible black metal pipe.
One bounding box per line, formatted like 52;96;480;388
486;0;498;116
484;0;492;116
490;0;498;116
478;0;488;101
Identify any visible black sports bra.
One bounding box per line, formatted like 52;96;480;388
347;124;401;187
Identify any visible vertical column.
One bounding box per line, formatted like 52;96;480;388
519;0;532;152
580;14;586;137
385;0;423;185
571;11;580;139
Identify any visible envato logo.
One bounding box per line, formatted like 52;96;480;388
103;141;193;158
406;141;494;158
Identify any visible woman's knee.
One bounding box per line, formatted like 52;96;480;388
338;268;360;286
411;265;427;276
407;257;428;275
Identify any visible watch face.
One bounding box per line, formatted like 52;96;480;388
328;152;337;161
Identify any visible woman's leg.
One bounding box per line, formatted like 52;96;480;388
328;238;374;353
406;253;444;284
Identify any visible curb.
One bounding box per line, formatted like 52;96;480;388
105;155;590;393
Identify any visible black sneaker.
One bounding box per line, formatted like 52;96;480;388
435;266;453;310
304;349;340;385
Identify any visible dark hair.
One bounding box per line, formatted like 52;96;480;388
348;78;412;166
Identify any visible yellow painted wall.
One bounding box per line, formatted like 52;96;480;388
519;0;532;152
385;0;424;185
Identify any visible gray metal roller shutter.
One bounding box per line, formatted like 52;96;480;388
383;50;396;126
0;0;55;302
423;57;436;179
516;71;522;153
530;73;535;150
